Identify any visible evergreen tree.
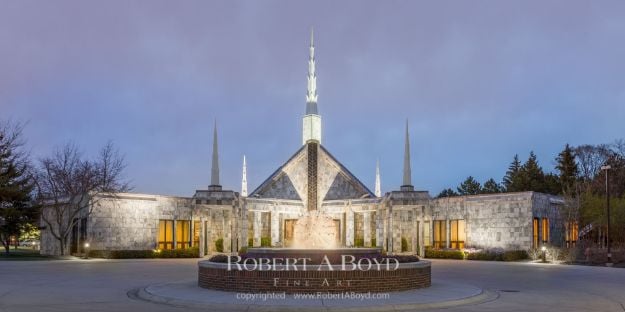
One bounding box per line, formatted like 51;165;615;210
522;151;546;192
0;122;34;254
555;144;579;193
436;188;458;198
503;154;523;192
482;178;503;194
457;176;482;195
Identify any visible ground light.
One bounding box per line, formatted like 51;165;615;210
84;243;90;259
541;246;547;262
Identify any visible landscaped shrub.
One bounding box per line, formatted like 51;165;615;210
371;238;377;247
248;238;253;247
466;250;502;261
390;255;420;263
354;238;364;247
215;238;224;252
502;250;529;261
208;254;229;263
401;237;409;252
527;248;541;261
88;247;200;259
260;237;271;247
238;246;248;255
424;247;464;260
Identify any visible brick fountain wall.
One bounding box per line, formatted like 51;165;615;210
198;260;431;293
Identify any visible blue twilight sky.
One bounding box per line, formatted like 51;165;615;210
1;1;624;197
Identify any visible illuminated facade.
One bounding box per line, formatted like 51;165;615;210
40;31;568;257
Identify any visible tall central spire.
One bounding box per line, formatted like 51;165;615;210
302;27;322;145
306;28;318;109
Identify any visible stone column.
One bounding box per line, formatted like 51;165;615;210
172;217;177;249
207;210;213;253
224;211;232;252
412;208;418;254
199;217;205;256
363;211;371;247
240;202;248;248
253;211;261;247
446;219;450;249
376;210;383;248
346;206;355;247
271;211;280;247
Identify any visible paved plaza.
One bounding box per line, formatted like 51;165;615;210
0;259;624;312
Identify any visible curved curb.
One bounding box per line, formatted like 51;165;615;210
128;282;499;312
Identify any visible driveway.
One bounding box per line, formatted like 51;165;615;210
0;258;623;311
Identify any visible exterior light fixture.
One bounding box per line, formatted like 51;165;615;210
84;242;90;260
541;246;547;263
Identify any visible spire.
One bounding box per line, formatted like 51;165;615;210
306;27;318;112
302;27;322;145
375;159;381;197
401;120;414;191
210;121;220;187
241;155;248;197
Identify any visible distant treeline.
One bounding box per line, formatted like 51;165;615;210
437;140;625;198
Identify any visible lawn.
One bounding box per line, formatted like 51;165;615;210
0;246;54;260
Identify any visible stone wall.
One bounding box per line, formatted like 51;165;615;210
429;192;562;250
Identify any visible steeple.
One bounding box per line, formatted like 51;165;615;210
302;27;322;145
375;159;381;197
209;121;221;190
241;155;248;197
306;27;318;110
401;120;414;191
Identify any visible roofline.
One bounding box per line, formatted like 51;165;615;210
249;145;306;196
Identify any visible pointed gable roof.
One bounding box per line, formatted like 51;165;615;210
249;145;374;201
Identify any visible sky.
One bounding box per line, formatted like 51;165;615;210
2;0;625;197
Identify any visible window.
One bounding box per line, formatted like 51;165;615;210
566;221;578;247
433;220;447;248
532;218;539;248
193;221;201;247
158;220;174;250
423;221;431;247
176;220;191;249
541;218;549;244
450;219;466;249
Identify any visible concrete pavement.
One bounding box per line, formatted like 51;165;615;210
0;258;623;311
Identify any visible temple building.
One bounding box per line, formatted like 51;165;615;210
40;31;568;256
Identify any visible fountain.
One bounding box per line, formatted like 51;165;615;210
198;212;431;293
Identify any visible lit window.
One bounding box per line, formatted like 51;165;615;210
566;221;578;247
158;220;174;250
541;218;549;244
423;221;431;247
533;218;539;248
450;220;466;249
433;220;447;248
176;220;191;249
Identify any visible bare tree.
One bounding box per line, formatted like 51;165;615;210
574;144;611;189
34;142;130;255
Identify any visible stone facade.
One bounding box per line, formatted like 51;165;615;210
40;144;565;257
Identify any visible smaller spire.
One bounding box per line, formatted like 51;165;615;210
241;155;248;197
210;120;220;188
401;120;414;191
375;159;381;197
